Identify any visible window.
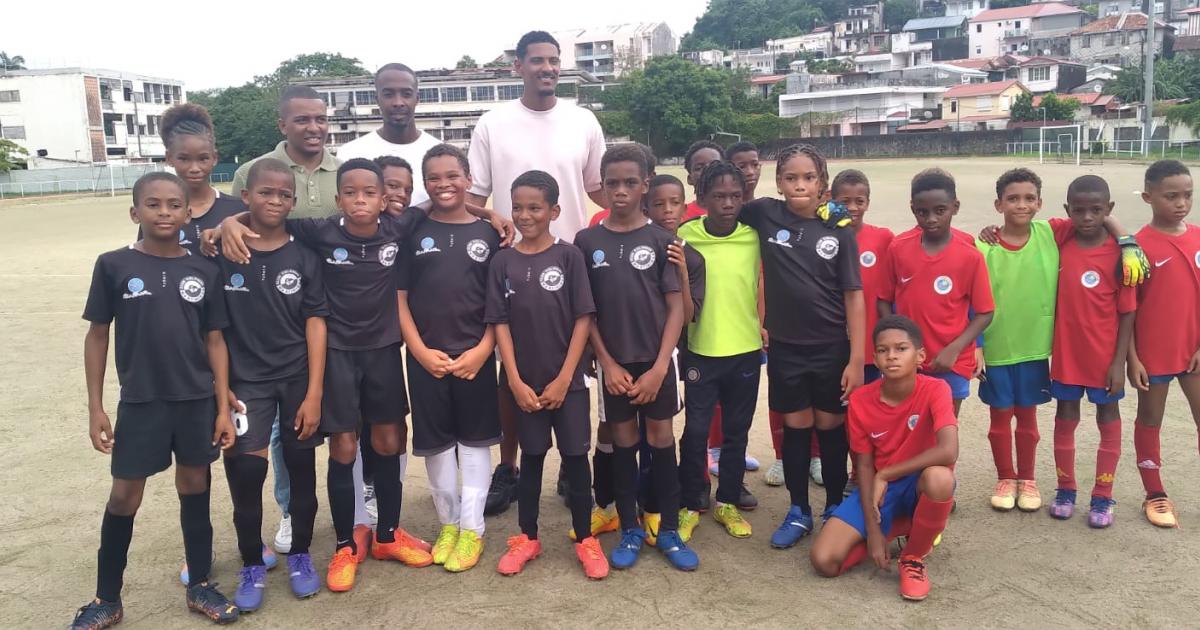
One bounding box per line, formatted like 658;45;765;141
950;99;958;113
498;84;524;100
1082;35;1091;48
355;90;376;105
1014;20;1021;28
319;92;330;105
418;87;439;102
442;86;467;102
443;128;472;141
172;86;181;102
1029;65;1050;82
976;24;982;33
0;90;19;102
123;86;133;101
147;116;157;136
1104;33;1115;46
1;126;24;139
143;83;151;102
470;85;494;101
975;46;982;54
976;95;993;111
125;114;135;135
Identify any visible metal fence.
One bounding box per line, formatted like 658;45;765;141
1005;139;1200;161
0;164;232;200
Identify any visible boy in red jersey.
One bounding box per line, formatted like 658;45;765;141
836;169;894;385
878;169;994;416
810;315;957;601
1127;160;1199;528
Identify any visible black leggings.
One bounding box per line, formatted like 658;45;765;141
519;452;591;540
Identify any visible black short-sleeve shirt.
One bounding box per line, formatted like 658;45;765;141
217;239;329;384
740;198;861;345
83;247;229;403
396;217;500;355
484;241;596;391
137;192;246;257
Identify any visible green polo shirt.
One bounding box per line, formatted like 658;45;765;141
230;141;340;219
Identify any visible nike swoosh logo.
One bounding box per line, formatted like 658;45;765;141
741;371;756;378
1155;258;1172;267
900;276;913;283
870;431;888;439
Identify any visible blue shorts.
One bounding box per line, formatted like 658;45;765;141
864;364;882;385
831;472;921;538
1149;372;1190;385
1049;380;1124;405
922;371;970;401
979;359;1051;408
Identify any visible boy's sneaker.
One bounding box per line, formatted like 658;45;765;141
898;556;931;601
1049;489;1077;520
497;534;542;576
286;553;320;598
432;525;460;565
744;454;761;471
1088;496;1116;529
233;565;267;612
372;531;434;567
642;511;661;547
678;509;700;542
1017;480;1042;512
708;448;720;476
990;479;1018;511
363;483;378;525
274;514;292;554
657;530;699;571
1143;496;1179;528
810;459;824;486
184;546;272;587
713;503;752;538
352;525;372;563
610;527;647;570
764;460;785;486
445;530;483;573
185;582;239;624
71;599;123;630
569;504;619;541
485;464;519;516
738;484;759;511
770;505;814;549
575;537;610;580
326;547;359;592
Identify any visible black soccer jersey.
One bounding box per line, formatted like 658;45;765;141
484;241;595;391
574;221;680;364
740;198;861;345
218;238;329;384
397;217;500;355
83;247;229;403
136;191;246;257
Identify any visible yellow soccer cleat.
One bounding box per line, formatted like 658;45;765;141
444;530;483;573
431;525;459;566
569;505;620;541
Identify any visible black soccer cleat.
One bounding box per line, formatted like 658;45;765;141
485;464;519;516
185;582;239;625
71;599;124;630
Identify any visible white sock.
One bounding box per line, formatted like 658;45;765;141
352;444;371;526
398;452;409;486
459;445;493;536
596;442;613;454
425;448;460;527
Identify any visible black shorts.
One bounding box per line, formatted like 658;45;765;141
516;388;591;457
230;377;323;456
600;361;680;423
406;352;502;456
322;344;409;435
767;339;850;414
112;398;219;479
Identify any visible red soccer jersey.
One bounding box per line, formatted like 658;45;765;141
589;208;610;227
847;375;957;471
879;230;995;378
1134;223;1200;376
857;223;895;365
1052;237;1138;387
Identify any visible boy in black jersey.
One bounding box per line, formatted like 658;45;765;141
72;173;238;630
397;145;501;573
574;145;696;571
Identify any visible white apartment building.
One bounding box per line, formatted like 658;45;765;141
0;67;184;165
766;28;834;58
778;83;947;136
553;22;676;80
945;0;991;18
969;2;1087;58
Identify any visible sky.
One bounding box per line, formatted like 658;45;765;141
4;0;709;90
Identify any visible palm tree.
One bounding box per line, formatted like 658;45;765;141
0;52;26;71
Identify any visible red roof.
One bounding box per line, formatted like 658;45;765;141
750;74;787;85
971;2;1082;22
1071;12;1170;34
1033;92;1115;107
1181;6;1200;13
960;114;1011;121
897;120;949;132
1019;55;1083;67
888;110;909;118
943;79;1026;98
943;58;992;69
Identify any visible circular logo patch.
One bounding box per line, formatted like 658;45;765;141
467;239;490;263
907;414;919;430
127;277;144;293
233;405;249;437
860;251;877;267
629;245;656;270
178;229;187;242
592;249;606;265
333;247;349;262
229;273;245;289
421;237;435;251
378;242;399;267
816;235;840;260
276;269;302;295
539;266;564;292
1081;270;1101;289
179;275;205;303
933;275;953;295
686;367;700;383
774;229;790;243
1194;250;1200;268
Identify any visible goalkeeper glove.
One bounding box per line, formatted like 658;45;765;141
1117;235;1149;287
816;200;852;229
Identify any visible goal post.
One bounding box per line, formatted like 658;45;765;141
1038;124;1082;166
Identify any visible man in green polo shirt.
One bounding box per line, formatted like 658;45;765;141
231;85;339;219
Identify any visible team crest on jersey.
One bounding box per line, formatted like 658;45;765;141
379;242;399;266
327;247;353;266
415;236;441;256
629;245;655;270
179;275;206;303
276;269;302;295
686;367;700;383
123;277;150;300
178;229;192;246
768;229;793;248
1194;250;1200;268
1080;270;1101;289
591;249;609;268
540;266;565;291
933;275;953;295
860;251;877;267
816;235;840;260
907;414;919;430
466;239;490;263
224;272;249;292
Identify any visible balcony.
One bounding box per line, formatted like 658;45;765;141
1004;28;1029;39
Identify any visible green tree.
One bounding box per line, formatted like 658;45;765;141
456;55;478;69
0;138;28;172
728;112;799;144
596;110;636;139
1010;91;1078;122
1165;100;1200;134
988;0;1031;8
0;51;25;71
611;57;735;155
189;85;280;164
254;52;367;88
1104;56;1200;102
680;0;832;51
883;0;918;32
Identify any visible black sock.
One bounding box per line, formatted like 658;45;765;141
282;446;317;556
518;453;546;539
327;458;356;553
612;445;639;530
373;453;401;543
592;448;613;508
638;439;655;513
359;430;376;486
96;510;134;602
224;456;268;566
651;445;681;531
783;426;813;513
179;490;213;586
563;454;593;541
817;426;850;509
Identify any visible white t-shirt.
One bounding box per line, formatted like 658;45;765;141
336;130;442;206
468;99;605;241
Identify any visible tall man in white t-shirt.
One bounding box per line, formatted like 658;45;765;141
468;30;607;515
337;63;441;206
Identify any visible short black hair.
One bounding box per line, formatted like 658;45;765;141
601;143;649;179
336;157;384;188
375;62;417;86
161;103;214;151
374;155;413;175
912;168;956;200
1066;174;1110;201
725;141;759;160
422;143;470;178
776;144;830;196
278;85;324;117
246;158;295;190
516;31;560;59
1145;159;1191;189
995;167;1042;199
874;314;924;348
635;142;657;175
132;172;187;206
697;160;746;199
684;140;724;172
512;169;559;205
831;169;870;198
649;174;685;197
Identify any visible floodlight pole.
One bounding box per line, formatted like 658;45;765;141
1142;0;1155;155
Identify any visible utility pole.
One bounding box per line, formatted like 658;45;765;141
1142;0;1155;155
132;93;144;159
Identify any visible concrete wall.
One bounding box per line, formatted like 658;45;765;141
760;129;1017;159
0;74;90;163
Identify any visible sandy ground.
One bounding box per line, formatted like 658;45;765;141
3;156;1200;629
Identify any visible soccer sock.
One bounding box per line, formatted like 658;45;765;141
782;425;813;513
563;454;593;542
770;410;785;460
1094;419;1121;499
426;448;461;528
1052;417;1080;491
1014;406;1040;481
351;445;370;527
900;494;954;559
838;542;867;576
459;445;492;536
281;446;316;555
987;407;1017;479
518;453;546;540
373;453;401;543
327;458;357;553
179;490;213;587
95;510;134;602
612;445;640;530
652;445;682;531
397;452;409;485
1133;421;1165;496
707;404;723;450
223;455;268;566
810;432;820;458
816;426;850;507
592;444;614;509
